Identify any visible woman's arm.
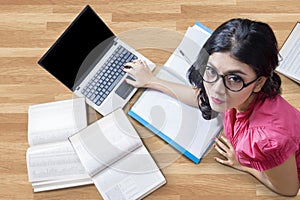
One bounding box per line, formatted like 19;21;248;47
214;136;299;196
244;155;299;196
123;60;199;107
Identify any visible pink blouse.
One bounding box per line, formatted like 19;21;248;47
224;93;300;182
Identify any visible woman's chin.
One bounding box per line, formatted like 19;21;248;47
210;102;227;113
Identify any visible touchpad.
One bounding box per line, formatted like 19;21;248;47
115;76;135;99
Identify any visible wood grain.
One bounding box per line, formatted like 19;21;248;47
0;1;299;199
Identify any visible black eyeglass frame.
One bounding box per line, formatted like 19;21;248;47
200;65;260;92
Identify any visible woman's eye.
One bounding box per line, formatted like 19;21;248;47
227;75;243;83
206;67;217;75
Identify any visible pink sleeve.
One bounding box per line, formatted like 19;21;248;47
246;128;298;171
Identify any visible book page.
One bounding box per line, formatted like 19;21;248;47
93;146;166;200
164;25;211;79
26;140;89;182
276;22;300;83
130;59;223;161
69;109;142;177
28;98;87;146
31;176;92;192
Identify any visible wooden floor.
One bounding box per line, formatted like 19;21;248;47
1;0;300;199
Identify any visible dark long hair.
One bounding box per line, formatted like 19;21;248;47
188;18;281;120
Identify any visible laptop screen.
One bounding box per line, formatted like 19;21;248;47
38;5;115;90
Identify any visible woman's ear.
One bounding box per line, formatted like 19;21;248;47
253;77;267;93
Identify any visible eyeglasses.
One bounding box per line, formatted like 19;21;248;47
199;65;260;92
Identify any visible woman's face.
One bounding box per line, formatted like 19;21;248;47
204;52;260;113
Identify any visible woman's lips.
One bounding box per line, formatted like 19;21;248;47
211;97;225;105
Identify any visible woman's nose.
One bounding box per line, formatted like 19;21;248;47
211;77;226;95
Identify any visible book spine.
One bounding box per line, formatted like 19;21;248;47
194;22;213;34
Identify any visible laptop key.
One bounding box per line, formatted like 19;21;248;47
107;73;123;92
82;46;137;106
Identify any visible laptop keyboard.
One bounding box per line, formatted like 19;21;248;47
81;45;138;106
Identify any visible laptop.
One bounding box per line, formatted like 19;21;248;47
38;5;155;116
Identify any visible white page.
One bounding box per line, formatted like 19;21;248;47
32;175;91;187
176;26;209;63
69;109;143;177
28;98;87;146
164;25;211;79
191;23;212;46
276;23;300;83
164;54;191;81
131;90;223;159
26;140;89;182
131;69;223;159
93;146;166;200
32;176;92;192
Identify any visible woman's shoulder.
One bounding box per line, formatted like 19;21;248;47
236;126;298;171
250;94;300;128
226;94;300;171
244;94;300;149
255;93;297;112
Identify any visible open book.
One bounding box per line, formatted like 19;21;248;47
69;108;166;200
276;22;300;84
128;22;223;164
26;98;92;192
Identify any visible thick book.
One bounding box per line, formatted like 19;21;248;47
69;108;166;200
276;22;300;84
128;22;223;164
26;98;93;192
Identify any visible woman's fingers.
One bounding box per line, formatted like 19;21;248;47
214;137;230;152
122;60;154;88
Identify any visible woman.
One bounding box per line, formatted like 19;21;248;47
123;18;300;196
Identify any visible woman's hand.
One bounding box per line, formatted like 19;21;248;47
214;135;245;172
123;60;155;88
124;59;199;107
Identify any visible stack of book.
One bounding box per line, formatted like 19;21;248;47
26;98;166;199
26;98;92;192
